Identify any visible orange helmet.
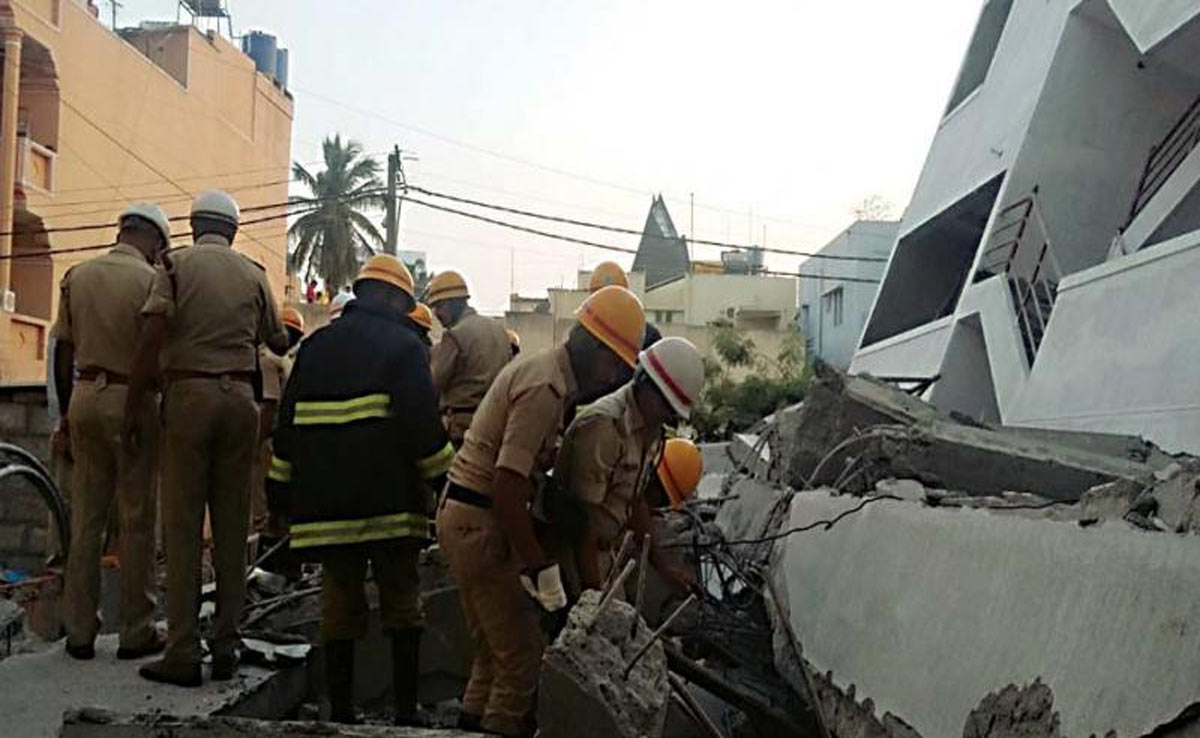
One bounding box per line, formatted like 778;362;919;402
588;261;628;292
356;254;415;297
426;270;470;305
280;306;305;334
409;302;434;331
575;285;645;367
658;438;702;509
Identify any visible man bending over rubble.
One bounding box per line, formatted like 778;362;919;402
554;337;703;596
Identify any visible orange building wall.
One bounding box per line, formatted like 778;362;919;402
0;0;294;382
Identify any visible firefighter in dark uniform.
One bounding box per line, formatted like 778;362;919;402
266;254;455;726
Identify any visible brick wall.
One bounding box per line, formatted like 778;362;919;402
0;384;61;574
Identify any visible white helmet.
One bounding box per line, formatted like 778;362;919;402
330;291;355;319
119;202;172;246
191;189;240;226
638;336;704;419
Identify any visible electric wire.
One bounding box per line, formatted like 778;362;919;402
408;185;887;263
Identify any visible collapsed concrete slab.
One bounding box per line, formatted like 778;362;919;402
769;490;1200;738
538;590;669;738
58;709;482;737
0;635;308;738
771;366;1157;501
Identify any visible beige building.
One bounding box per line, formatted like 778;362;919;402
0;0;293;382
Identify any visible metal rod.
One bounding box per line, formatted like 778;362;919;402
587;558;637;630
632;533;651;622
669;674;727;738
623;593;697;678
601;531;635;592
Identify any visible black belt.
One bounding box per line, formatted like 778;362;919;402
78;367;129;384
166;370;254;385
445;482;492;509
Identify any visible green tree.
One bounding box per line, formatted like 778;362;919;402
288;135;385;292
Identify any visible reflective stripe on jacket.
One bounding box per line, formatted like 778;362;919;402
267;300;453;549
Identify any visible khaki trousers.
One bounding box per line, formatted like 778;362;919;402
319;538;424;642
160;378;257;666
437;499;543;736
248;436;271;534
63;379;159;649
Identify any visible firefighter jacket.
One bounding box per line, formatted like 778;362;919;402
266;300;455;549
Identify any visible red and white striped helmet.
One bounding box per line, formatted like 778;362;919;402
638;337;704;419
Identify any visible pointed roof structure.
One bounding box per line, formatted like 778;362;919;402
631;195;690;288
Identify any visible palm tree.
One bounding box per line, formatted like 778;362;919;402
288;135;385;292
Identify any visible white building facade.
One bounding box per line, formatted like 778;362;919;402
851;0;1200;451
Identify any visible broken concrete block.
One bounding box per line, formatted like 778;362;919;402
697;442;734;476
538;589;669;738
713;477;784;545
59;709;483;737
962;680;1062;738
771;365;1157;501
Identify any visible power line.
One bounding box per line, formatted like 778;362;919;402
402;195;881;285
407;184;887;264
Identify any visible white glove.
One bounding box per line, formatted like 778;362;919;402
520;563;568;613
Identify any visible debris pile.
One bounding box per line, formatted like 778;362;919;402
538;589;670;738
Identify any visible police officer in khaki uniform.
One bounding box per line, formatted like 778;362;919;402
427;271;513;446
52;202;172;661
555;337;704;595
125;189;288;687
250;307;305;541
437;286;645;736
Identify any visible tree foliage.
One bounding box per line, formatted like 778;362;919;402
288;135;385;292
691;323;810;441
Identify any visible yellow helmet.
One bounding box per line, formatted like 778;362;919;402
426;270;470;305
506;328;521;349
575;285;645;367
280;306;306;334
588;261;628;292
409;302;434;331
355;254;414;297
658;438;703;509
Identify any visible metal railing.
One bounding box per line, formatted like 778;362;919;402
978;187;1062;367
1127;92;1200;227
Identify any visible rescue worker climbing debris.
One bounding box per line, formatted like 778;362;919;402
555;337;705;596
53;202;172;662
267;254;454;726
426;270;513;447
125;189;289;687
250;306;306;568
437;284;645;737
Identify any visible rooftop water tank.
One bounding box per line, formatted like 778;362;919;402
274;48;289;89
242;31;277;79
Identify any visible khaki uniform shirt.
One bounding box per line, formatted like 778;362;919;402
259;347;292;403
142;234;287;372
50;243;155;374
448;344;577;495
431;308;513;434
555;383;661;546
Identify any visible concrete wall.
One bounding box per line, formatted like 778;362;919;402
773;491;1200;738
0;4;294;383
0;383;56;574
1108;0;1200;51
642;272;797;329
849;316;954;383
799;221;895;369
1002;3;1198;275
1007;229;1200;454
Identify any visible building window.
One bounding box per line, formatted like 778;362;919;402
800;304;810;331
944;0;1013;116
663;311;674;324
823;288;844;327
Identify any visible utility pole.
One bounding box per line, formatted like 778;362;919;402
109;0;122;30
384;146;399;255
689;192;695;263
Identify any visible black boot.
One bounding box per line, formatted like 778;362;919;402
391;628;423;726
324;639;358;724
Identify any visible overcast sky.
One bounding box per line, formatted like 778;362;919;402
113;1;982;312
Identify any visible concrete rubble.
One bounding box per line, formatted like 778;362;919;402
695;364;1200;738
59;709;483;738
538;589;670;738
